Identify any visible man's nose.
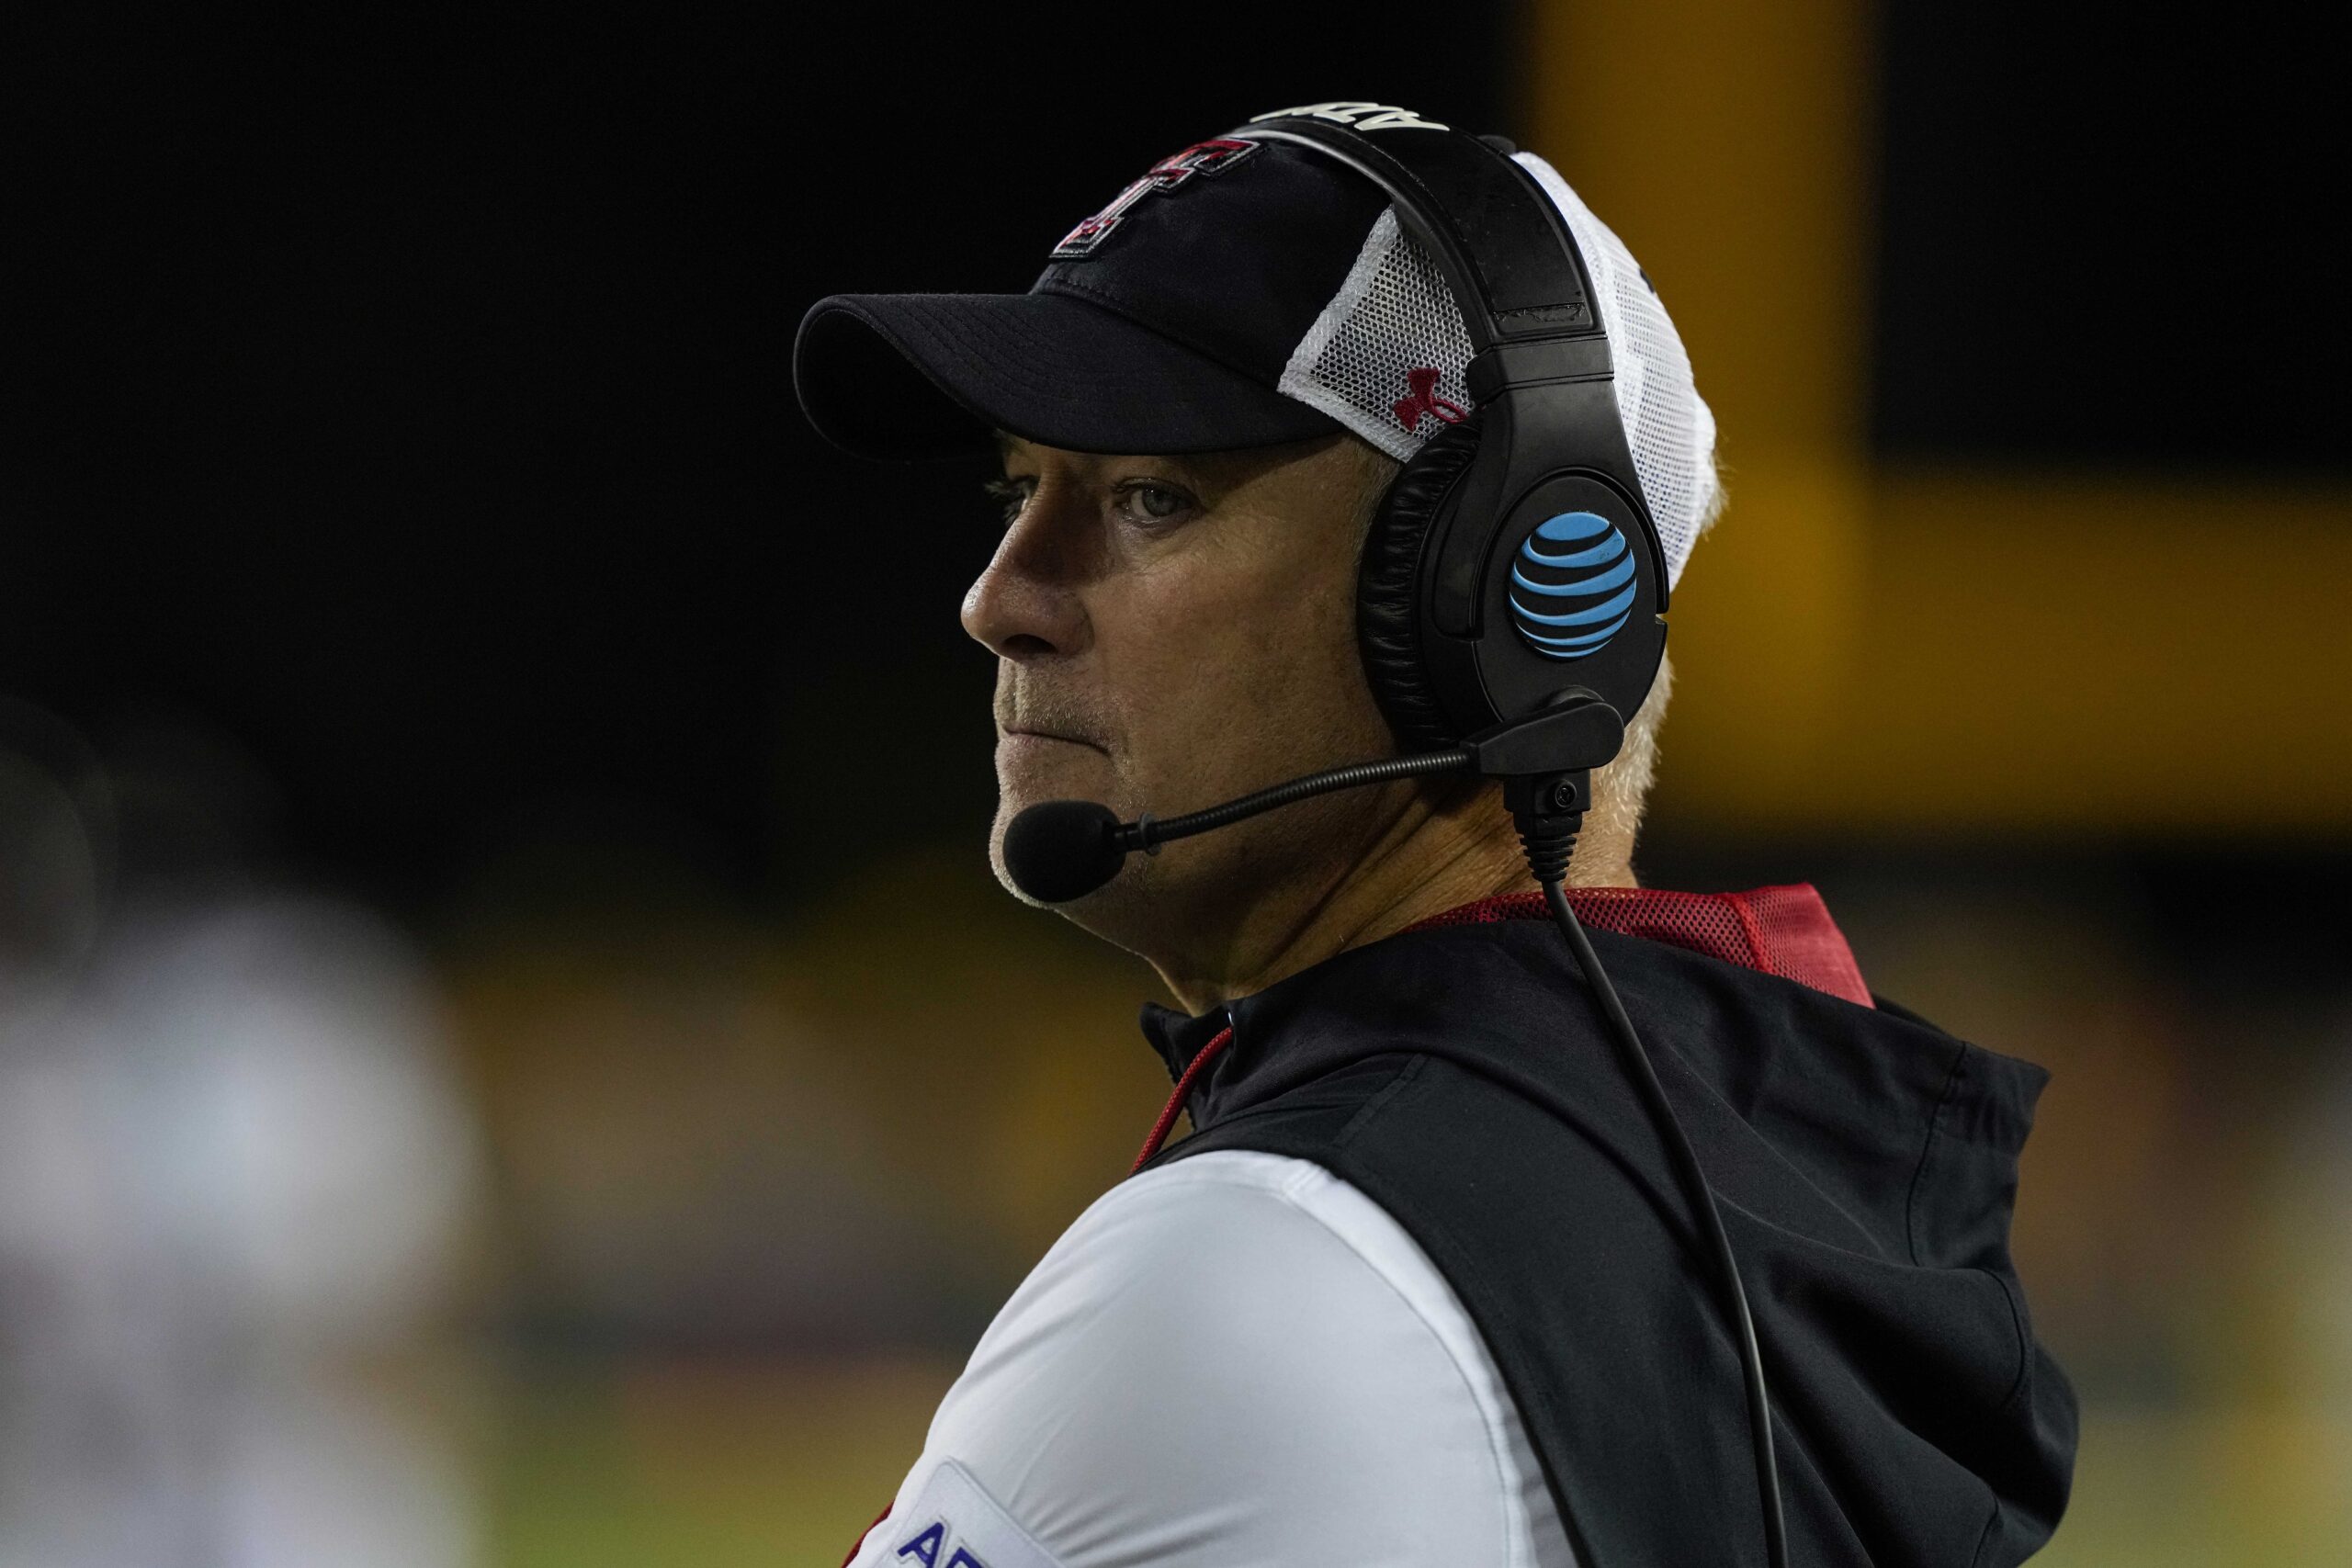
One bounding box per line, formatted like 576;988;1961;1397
960;497;1091;660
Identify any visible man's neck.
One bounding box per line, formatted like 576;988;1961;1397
1148;780;1635;1015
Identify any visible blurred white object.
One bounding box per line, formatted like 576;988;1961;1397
82;896;480;1348
0;718;485;1568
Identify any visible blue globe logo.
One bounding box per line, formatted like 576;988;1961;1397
1509;511;1636;660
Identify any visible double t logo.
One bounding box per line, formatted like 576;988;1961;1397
1050;138;1261;258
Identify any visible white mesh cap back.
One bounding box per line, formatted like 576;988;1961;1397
1276;150;1719;591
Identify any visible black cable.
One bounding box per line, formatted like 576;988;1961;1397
1539;875;1791;1568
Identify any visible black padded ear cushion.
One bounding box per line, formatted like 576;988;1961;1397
1356;413;1488;753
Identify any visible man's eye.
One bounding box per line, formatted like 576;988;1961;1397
982;477;1032;525
1118;481;1193;525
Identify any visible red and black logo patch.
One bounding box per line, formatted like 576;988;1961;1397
1051;138;1260;259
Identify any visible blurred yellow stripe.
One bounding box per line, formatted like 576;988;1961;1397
1659;465;2352;829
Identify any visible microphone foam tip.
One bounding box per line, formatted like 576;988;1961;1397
1003;798;1125;904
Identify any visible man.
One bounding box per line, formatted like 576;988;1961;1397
796;104;2076;1568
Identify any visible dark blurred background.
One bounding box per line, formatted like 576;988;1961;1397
4;4;2346;1563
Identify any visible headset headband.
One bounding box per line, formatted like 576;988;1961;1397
1227;115;1605;355
1225;110;1670;618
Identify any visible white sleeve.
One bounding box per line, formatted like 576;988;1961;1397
845;1148;1576;1568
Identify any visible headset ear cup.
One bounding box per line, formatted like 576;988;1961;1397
1356;414;1487;753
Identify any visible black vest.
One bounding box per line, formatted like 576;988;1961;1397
1137;915;2078;1568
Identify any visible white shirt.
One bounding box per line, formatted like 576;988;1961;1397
847;1148;1577;1568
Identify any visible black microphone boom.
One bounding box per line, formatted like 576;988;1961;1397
1002;749;1476;905
1000;689;1627;907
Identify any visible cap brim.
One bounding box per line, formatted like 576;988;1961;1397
792;290;1343;460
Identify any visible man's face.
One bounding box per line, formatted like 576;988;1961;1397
963;429;1401;942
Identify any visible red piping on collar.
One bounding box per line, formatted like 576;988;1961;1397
1132;1021;1238;1174
1131;884;1871;1175
1400;884;1873;1010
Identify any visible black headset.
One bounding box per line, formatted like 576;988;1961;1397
1223;107;1669;759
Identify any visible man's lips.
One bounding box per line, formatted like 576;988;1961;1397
1001;727;1105;752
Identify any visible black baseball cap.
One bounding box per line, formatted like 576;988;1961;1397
791;132;1394;460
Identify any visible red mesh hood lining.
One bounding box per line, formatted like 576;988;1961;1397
1399;884;1873;1009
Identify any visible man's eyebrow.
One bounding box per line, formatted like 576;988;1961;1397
987;429;1216;479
